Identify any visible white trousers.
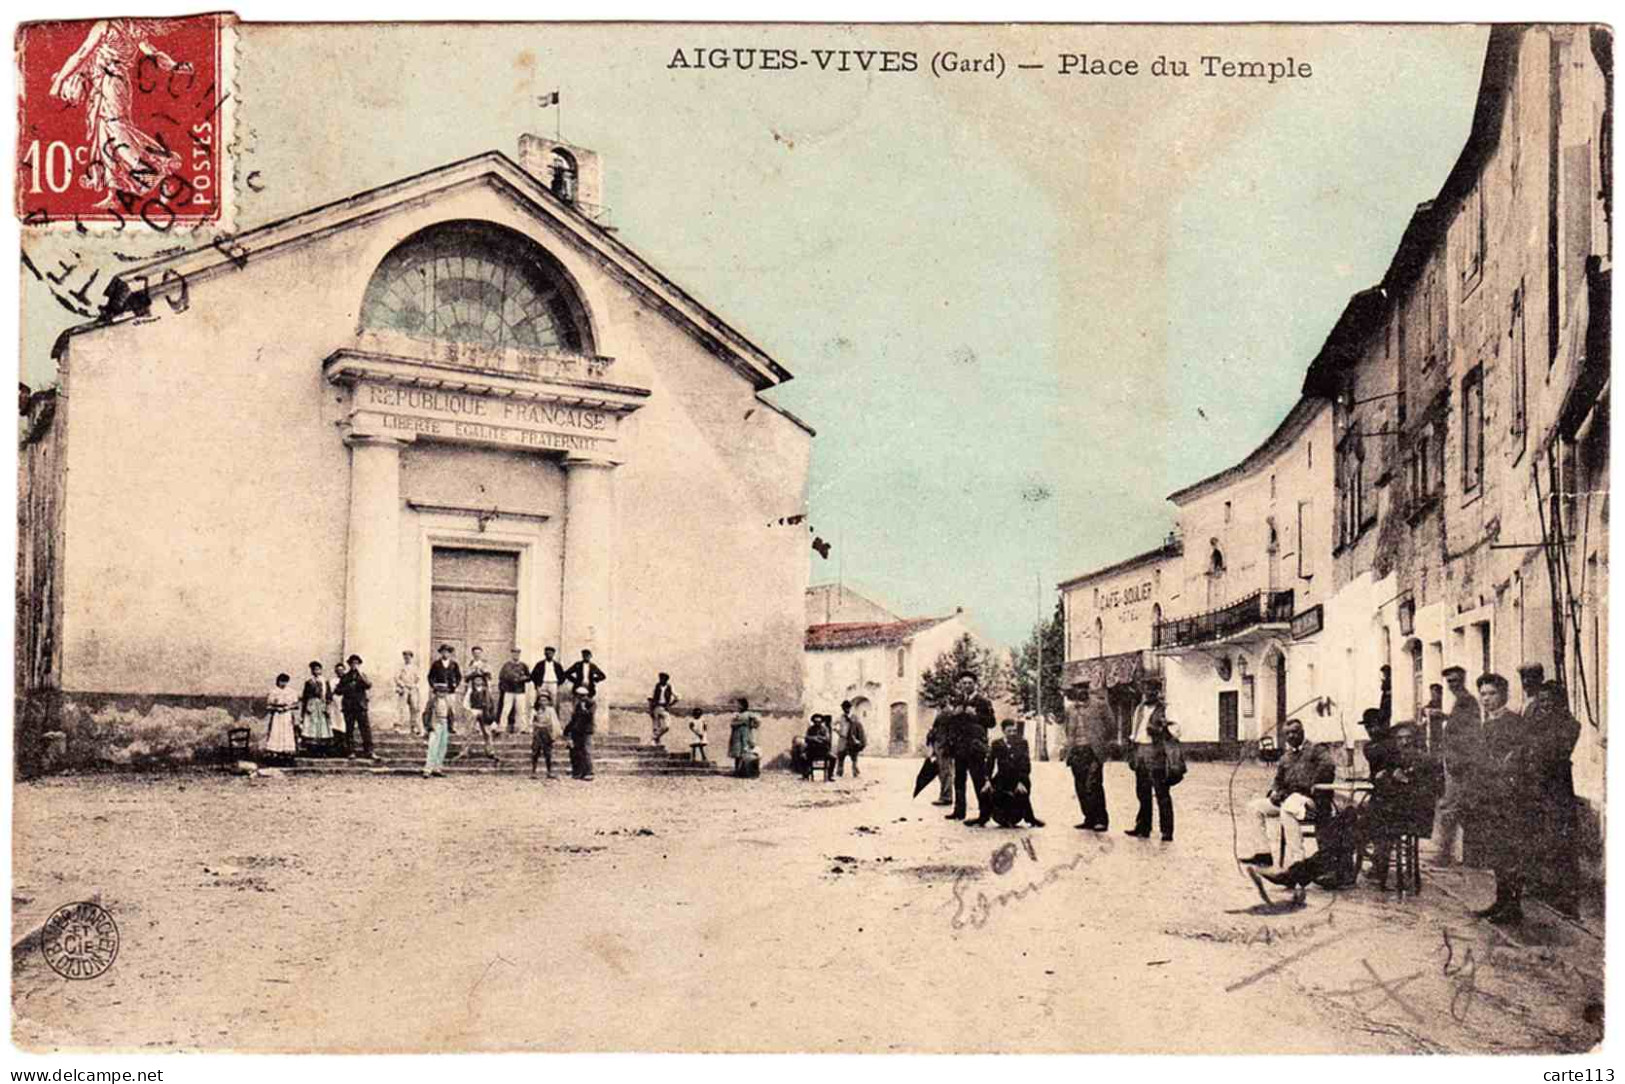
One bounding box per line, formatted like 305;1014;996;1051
497;691;529;731
1249;793;1314;867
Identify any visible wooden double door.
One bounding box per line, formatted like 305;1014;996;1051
429;547;519;663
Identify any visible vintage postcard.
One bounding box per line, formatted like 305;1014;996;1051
10;15;1611;1060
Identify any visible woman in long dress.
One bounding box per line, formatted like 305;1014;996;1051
729;697;760;777
264;673;299;759
300;661;334;747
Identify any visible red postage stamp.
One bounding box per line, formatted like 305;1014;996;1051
15;14;230;230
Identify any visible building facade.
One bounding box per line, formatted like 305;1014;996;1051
1311;26;1610;846
1157;398;1339;748
1058;541;1180;744
1055;26;1609;812
18;137;816;765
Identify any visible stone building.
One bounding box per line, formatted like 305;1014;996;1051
803;594;1005;756
1310;25;1610;845
1157;398;1339;749
1058;540;1180;744
804;581;901;627
17;136;816;765
1055;25;1609;796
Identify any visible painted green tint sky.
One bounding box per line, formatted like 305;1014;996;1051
19;23;1490;645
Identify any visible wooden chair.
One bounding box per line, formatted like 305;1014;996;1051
226;727;252;757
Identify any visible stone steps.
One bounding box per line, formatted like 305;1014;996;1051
280;732;726;776
282;761;723;777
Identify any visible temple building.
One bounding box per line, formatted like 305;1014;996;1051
18;135;815;764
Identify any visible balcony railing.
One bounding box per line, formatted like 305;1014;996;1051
1153;589;1295;650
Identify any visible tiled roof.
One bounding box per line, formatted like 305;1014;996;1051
805;616;952;651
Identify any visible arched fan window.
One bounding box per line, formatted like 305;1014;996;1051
359;221;588;353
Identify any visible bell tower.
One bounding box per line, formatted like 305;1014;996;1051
517;134;605;219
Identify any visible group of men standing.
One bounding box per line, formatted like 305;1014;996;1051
1432;662;1583;923
1057;682;1179;840
925;673;1044;828
394;644;607;779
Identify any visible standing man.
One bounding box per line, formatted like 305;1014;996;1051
566;684;597;780
422;682;453;778
496;647;531;735
466;645;492;685
1473;672;1533;924
1126;686;1180;842
338;654;375;760
648;672;678;745
834;700;865;778
394;650;422;732
1064;683;1113;832
565;648;607;732
936;672;996;824
1240;718;1334;866
531;647;567;719
426;644;463;732
1431;665;1483;869
1519;664;1582;919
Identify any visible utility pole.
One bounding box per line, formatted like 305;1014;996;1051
1035;570;1046;761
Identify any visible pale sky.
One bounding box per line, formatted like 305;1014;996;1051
19;22;1491;646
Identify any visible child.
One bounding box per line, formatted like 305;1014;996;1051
422;683;453;778
455;671;500;763
687;708;708;763
530;684;558;778
264;673;299;761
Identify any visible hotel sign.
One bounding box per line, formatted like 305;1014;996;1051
1290;604;1324;640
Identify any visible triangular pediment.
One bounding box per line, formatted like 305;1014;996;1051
100;152;792;391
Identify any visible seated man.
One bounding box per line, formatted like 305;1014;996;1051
1363;723;1443;889
973;719;1045;829
1241;718;1337;870
802;714;834;781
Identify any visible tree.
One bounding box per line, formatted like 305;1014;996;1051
919;632;1007;711
1010;597;1066;731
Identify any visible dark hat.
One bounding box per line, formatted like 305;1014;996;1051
1359;709;1386;728
347;654;362;666
841;700;852;711
1517;663;1546;683
1476;672;1510;694
1442;665;1467;680
438;644;454;653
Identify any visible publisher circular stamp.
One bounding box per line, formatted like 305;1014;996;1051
39;901;120;980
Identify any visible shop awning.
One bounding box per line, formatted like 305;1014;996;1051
1063;650;1149;692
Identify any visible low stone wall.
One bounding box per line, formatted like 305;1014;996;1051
16;691;266;775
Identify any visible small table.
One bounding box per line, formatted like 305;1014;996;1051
1314;780;1372;811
